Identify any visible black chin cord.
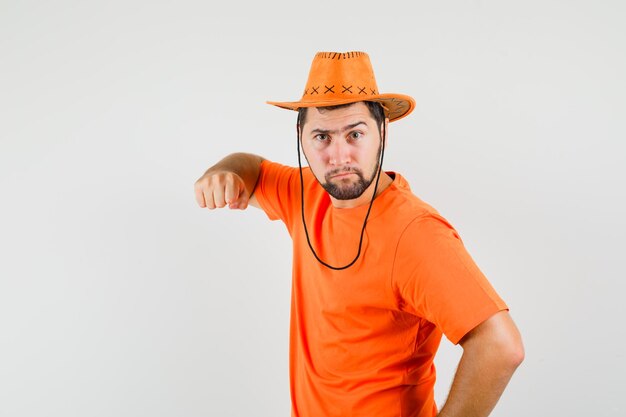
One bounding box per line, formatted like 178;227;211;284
296;115;386;271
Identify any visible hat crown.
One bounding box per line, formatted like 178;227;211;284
302;52;380;102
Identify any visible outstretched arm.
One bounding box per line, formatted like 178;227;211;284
194;152;265;210
438;311;524;417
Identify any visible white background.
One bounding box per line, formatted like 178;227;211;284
1;1;624;416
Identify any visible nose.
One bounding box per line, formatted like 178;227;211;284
328;139;351;166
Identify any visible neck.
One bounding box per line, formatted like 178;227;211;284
330;172;393;209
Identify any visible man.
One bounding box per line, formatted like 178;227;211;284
195;51;524;417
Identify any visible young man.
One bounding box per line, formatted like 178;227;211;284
195;51;524;417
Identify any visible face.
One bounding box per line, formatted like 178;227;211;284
299;102;385;204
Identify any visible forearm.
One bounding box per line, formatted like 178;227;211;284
437;346;519;416
438;312;524;417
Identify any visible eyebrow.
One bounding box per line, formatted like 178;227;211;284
309;121;368;135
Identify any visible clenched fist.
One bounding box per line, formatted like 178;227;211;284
195;170;250;210
195;153;264;210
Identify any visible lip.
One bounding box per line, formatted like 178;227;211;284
331;172;356;179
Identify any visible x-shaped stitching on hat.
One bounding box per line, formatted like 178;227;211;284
310;86;319;94
324;85;335;94
342;85;353;94
370;88;377;95
358;86;366;95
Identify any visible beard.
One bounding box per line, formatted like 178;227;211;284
322;169;374;200
321;146;382;200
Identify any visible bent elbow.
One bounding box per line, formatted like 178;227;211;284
509;339;525;369
502;332;525;371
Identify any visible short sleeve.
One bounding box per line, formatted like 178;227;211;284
254;160;300;227
391;215;508;344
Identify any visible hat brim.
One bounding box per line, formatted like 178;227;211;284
266;93;415;122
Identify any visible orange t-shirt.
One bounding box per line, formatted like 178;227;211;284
254;160;508;417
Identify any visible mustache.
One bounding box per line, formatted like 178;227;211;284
326;167;362;177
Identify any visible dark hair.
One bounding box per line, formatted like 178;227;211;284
297;101;386;130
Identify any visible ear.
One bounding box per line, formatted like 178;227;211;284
382;118;389;147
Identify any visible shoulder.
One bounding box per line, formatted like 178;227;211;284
382;172;451;230
380;176;462;261
259;159;296;177
259;160;317;185
254;160;322;224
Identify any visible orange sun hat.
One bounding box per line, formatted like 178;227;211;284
267;51;416;122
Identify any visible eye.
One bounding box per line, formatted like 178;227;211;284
348;131;363;141
314;134;329;142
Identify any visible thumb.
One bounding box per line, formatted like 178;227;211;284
228;192;249;210
224;175;245;203
227;182;249;210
